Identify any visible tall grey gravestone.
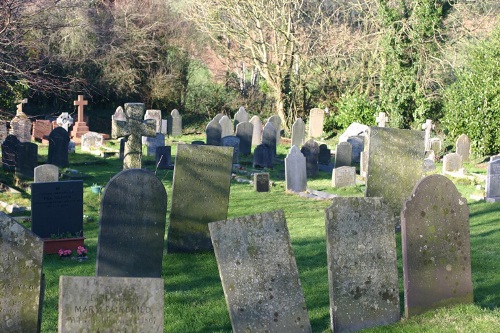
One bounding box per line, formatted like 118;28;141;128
144;109;162;133
206;118;222;146
308;108;325;138
262;122;277;156
213;113;224;122
167;144;233;253
34;164;59;183
485;159;500;202
59;276;164;333
221;136;239;164
301;139;319;178
47;127;70;168
365;127;425;216
292;118;306;148
334;142;352;168
0;212;44;333
97;169;167;278
219;115;234;138
235;121;253;155
209;210;312;333
285;145;307;192
326;197;400;333
233;106;249;129
401;174;473;317
267;115;281;146
456;134;471;162
168;109;182;137
249;115;263;146
15;142;38;179
112;103;156;169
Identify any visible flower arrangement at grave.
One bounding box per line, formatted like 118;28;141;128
58;249;72;258
76;246;87;258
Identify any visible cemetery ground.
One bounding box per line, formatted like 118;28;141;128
1;136;499;333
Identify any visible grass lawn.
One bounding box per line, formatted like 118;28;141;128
1;135;499;332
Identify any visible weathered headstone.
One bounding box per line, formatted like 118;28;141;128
161;119;168;135
31;120;52;142
15;142;38;179
429;137;442;161
111;106;126;138
334;142;352;168
235;121;253;155
308;108;325;138
491;155;500;162
267;115;282;146
249;115;263;146
456;134;471;162
326;197;400;332
253;144;274;169
262;122;277;156
421;119;434;151
213;113;224;122
112;103;156;169
291;118;306;148
254;173;270;192
167;144;233;253
219;115;234;138
360;150;368;178
144;109;162;133
332;166;356;188
347;135;364;163
168;109;182;137
58;276;164;333
56;112;74;132
423;158;436;172
80;131;104;152
206;118;222;146
97;169;167;277
209;210;312;333
485;159;500;202
365;127;425;216
155;146;172;170
47;127;70;168
233;106;249;129
401;174;473;317
1;134;20;171
10;110;31;143
0;120;7;146
301;139;319;178
221;136;239;164
0;212;44;333
338;122;368;142
69;95;90;142
375;112;389;127
34;164;59;183
285;145;307;192
442;153;462;173
318;144;331;165
143;133;165;157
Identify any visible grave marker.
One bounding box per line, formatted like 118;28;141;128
206;118;222;146
155;146;172;170
56;112;74;132
219;115;234;138
10;108;31;143
235;121;253;155
32;120;52;142
308;108;325;138
485;159;500;202
233;106;249;129
334;142;352;168
375;112;389;127
221;136;240;164
267;115;282;145
80;131;104;152
421;119;434;151
254;173;270;192
144;109;162;133
168;109;182;137
15;142;38;179
332;166;356;188
429;138;442;161
262;122;277;156
318;144;331;165
47;127;70;168
347;135;364;164
442;153;462;173
0;120;7;146
111;107;126;138
291;118;306;148
253;144;274;169
143;133;165;157
456;134;471;162
70;95;90;141
34;164;59;183
1;134;20;171
249;115;263;146
301;139;319;178
285;145;307;192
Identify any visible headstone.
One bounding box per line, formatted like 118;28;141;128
262;122;277;156
31;180;83;238
221;136;239;164
347;135;364;163
267;115;281;145
161;119;168;135
112;103;156;169
456;134;471;162
285;145;307;192
0;212;44;333
167;144;233;253
318;144;331;165
490;155;500;162
10;110;31;143
338;122;369;142
47;127;70;168
254;173;270;192
97;169;167;277
375;112;389;127
365;127;425;216
253;144;274;169
155;146;172;170
15;142;38;179
485;159;500;202
58;276;164;333
401;174;473;317
209;210;312;333
249;115;263;146
326;197;400;332
213;113;224;122
80;131;104;152
1;134;20;171
168;109;182;137
144;109;162;133
0;120;7;146
291;118;306;148
308;108;325;138
70;95;90;141
34;164;59;183
31;119;52;142
421;119;434;151
119;137;126;160
68;140;75;154
442;153;462;173
332;166;356;187
429;137;442;161
423;158;436;172
219;115;233;138
56;112;74;132
301;139;319;178
233;106;249;129
143;133;165;157
360;150;368;178
235;121;253;155
206;118;222;146
111;106;126;138
334;142;352;168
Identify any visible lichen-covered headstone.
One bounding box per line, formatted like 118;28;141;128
10;110;31;143
301;139;319;178
34;164;59;183
15;142;38;179
332;166;356;188
206;118;222;146
144;109;162;133
308;108;325;138
485;159;500;202
219;115;234;138
401;174;473;317
235;121;253;155
267;115;282;146
334;142;352;168
429;138;442;161
291;118;305;148
167;144;233;253
249;115;263;146
0;212;44;333
111;107;126;138
47;127;70;168
209;210;312;333
326;197;399;333
456;134;471;162
285;145;307;192
58;276;163;333
168;109;182;137
442;153;462;174
80;131;104;152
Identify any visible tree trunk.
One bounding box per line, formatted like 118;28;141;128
274;91;290;134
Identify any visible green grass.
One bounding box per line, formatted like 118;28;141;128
1;136;499;332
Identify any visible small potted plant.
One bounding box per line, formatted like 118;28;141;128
75;245;88;261
58;248;72;259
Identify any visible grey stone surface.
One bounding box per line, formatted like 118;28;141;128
401;174;473;317
318;144;331;165
429;138;442;161
308;108;324;138
213;113;224;122
347;136;364;163
155;146;172;170
326;197;400;333
111;107;126;138
161;119;168;135
456;134;471;162
0;212;44;333
221;136;240;164
301;139;319;178
168;109;182;137
249;116;263;146
209;210;312;333
15;142;38;179
360;150;368;178
486;159;500;202
253;144;274;169
81;131;104;152
235;121;253;155
58;276;163;333
144;109;162;133
291;118;305;148
334;142;352;168
254;173;270;192
1;134;19;171
10;111;31;143
234;106;249;129
167;144;233;253
206;118;222;146
262;122;277;156
267;115;282;146
47;127;70;168
143;133;165;157
442;153;462;173
285;146;307;192
423;158;436;172
219;115;234;138
338;122;368;142
97;169;166;277
421;119;434;151
332;166;356;188
34;164;59;183
365;127;425;216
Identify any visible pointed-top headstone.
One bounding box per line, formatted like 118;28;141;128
219;115;233;138
249;115;263;146
291;118;305;148
233;106;249;129
456;134;471;162
267;115;281;146
168;109;182;137
285;145;307;192
206;118;222;146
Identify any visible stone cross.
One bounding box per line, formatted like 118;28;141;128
16;98;28;115
74;95;88;123
113;103;156;169
421;119;434;151
56;112;74;131
376;112;389;127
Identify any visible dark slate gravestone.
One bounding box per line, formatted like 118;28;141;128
291;118;305;148
209;210;312;333
334;141;352;168
168;109;182;137
347;136;364;163
365;127;425;217
301;139;319;178
167;144;233;253
318;144;331;165
486;159;500;202
401;174;473;318
253;144;274;169
249;115;263;146
221;136;239;164
47;127;70;168
97;169;167;277
254;173;269;192
143;133;165;157
206;118;222;146
1;134;20;171
0;212;44;333
285;145;307;192
59;276;164;333
31;180;83;238
15;142;38;179
326;197;400;333
155;146;172;170
267;115;282;146
235;121;253;155
34;164;59;183
119;137;127;160
262;122;277;156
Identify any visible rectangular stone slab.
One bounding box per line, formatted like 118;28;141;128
58;276;163;333
209;210;312;333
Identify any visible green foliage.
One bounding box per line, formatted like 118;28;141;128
324;92;376;135
442;26;500;156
